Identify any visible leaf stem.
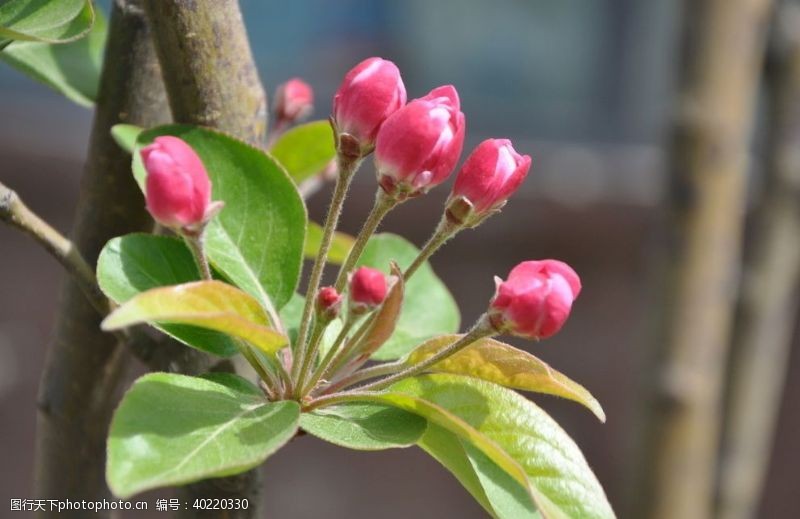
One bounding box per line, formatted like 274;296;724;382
322;359;404;394
333;189;398;292
0;181;108;314
357;316;496;392
293;155;360;383
303;316;357;395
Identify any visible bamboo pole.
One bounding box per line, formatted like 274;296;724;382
634;1;774;518
717;4;800;518
33;0;171;505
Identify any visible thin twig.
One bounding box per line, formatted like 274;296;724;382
0;181;108;314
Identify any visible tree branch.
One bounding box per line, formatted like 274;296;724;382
143;1;269;514
632;1;775;518
0;181;107;314
34;0;173;504
143;0;267;145
718;4;800;517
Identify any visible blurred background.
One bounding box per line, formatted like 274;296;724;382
1;0;798;517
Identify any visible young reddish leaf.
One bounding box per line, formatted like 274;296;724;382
102;280;287;356
352;263;404;363
404;335;605;421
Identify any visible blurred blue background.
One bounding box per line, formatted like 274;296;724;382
1;1;797;517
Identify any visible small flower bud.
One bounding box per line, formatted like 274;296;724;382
333;57;406;151
375;85;465;198
488;260;581;340
274;78;314;124
448;139;531;225
316;286;343;321
349;267;387;312
141;136;212;229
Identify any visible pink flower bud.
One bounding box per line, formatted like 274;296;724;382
349;267;387;309
375;85;466;197
141;136;212;229
450;139;531;215
488;260;581;340
316;286;343;320
333;57;406;148
274;78;314;124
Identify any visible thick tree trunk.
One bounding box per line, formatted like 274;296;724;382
717;4;800;518
633;1;774;518
34;0;170;507
142;1;268;515
143;0;267;145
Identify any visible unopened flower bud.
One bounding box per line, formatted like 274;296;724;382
274;78;314;124
488;260;581;340
349;267;387;312
141;136;213;229
333;57;406;152
448;139;531;225
316;286;343;321
375;85;465;198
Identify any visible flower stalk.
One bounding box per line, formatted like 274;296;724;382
292;149;361;383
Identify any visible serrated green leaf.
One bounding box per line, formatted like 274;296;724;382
405;335;605;421
390;375;615;519
97;234;237;357
132;125;307;312
304;221;354;265
0;0;93;43
107;373;299;498
300;402;426;450
0;4;104;106
270;120;335;183
356;233;459;360
102;280;287;357
111;124;142;153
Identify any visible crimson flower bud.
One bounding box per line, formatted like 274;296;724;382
316;286;343;321
141;136;212;229
488;260;581;340
375;85;465;198
349;267;387;311
333;57;406;150
274;77;314;124
448;139;531;224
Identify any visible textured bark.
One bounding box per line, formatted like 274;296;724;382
143;1;268;515
34;0;171;506
717;4;800;518
143;0;267;145
633;1;774;518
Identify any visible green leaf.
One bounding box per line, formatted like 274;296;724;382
356;233;460;360
304;221;354;265
102;280;287;357
390;375;615;519
419;424;541;519
405;335;605;421
0;0;93;43
299;402;427;450
111;124;142;154
107;373;299;498
97;234;238;357
270;120;336;183
0;4;104;106
133;125;307;311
